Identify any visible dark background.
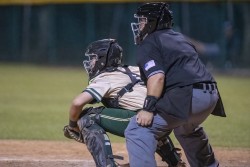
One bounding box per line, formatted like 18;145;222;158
0;1;249;69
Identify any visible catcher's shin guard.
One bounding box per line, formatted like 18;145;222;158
156;135;185;167
78;114;118;167
79;106;104;124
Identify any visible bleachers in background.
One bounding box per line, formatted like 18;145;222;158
0;1;249;68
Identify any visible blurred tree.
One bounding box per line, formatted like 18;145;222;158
242;4;250;66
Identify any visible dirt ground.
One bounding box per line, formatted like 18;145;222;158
0;140;249;167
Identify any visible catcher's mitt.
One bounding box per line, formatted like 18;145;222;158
63;125;84;143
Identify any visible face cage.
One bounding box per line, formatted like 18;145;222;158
131;14;147;45
83;53;98;75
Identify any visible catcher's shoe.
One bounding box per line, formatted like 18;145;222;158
113;156;128;167
168;148;187;167
173;148;187;167
117;163;130;167
173;160;187;167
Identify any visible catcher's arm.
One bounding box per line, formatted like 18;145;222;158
69;91;93;127
63;91;94;143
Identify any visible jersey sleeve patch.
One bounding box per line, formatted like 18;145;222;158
84;88;102;102
148;70;165;78
144;60;156;71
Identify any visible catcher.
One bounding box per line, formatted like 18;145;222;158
63;39;186;167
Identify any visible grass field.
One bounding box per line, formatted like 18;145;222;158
0;63;250;147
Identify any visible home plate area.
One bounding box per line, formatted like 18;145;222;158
0;140;249;167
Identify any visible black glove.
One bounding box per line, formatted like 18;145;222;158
63;125;84;143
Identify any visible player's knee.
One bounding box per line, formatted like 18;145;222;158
124;128;130;139
77;114;94;131
124;124;136;140
124;116;137;137
125;126;152;143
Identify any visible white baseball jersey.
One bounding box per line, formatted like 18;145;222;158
84;66;146;110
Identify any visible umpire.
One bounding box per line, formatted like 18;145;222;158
125;2;226;167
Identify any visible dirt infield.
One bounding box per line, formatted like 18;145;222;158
0;140;249;167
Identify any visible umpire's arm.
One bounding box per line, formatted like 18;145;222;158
147;73;165;98
136;73;165;126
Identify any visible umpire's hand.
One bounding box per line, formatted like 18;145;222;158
136;110;154;126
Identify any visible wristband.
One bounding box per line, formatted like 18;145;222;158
69;120;78;128
143;95;158;113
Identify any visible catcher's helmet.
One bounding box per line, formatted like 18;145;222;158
83;39;123;79
131;2;173;45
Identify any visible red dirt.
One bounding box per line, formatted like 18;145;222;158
0;140;249;167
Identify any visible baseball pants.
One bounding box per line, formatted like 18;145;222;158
125;88;219;167
96;107;136;137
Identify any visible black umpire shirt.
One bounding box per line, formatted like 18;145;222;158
136;29;225;122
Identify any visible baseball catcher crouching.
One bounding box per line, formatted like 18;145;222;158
64;107;186;167
64;38;186;167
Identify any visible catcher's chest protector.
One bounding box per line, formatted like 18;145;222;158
102;66;142;108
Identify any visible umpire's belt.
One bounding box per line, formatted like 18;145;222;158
193;82;217;93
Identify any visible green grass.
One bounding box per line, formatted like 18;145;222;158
0;63;249;147
0;63;86;140
202;74;250;148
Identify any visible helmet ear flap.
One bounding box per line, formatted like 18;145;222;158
106;42;123;67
